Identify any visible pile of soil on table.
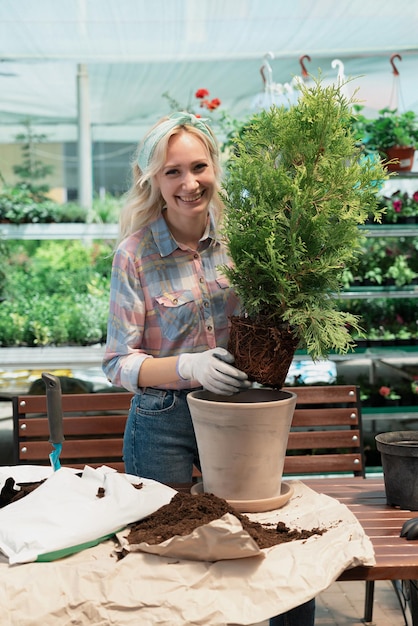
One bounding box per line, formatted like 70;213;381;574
127;491;325;549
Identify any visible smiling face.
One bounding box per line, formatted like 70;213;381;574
155;130;216;230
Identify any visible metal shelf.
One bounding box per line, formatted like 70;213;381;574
1;222;416;241
339;286;418;299
0;223;118;240
362;405;418;416
360;224;418;237
1;222;417;242
0;345;105;370
295;344;418;360
386;171;418;178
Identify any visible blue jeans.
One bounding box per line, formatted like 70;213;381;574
124;389;315;626
123;387;201;483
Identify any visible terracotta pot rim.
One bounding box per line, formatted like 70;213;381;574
188;388;297;407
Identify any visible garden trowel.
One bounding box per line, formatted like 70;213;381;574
42;372;65;471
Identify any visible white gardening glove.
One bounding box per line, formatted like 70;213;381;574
177;347;251;395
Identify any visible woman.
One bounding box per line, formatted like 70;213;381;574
102;111;315;626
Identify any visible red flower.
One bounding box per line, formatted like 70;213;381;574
195;88;209;99
413;191;418;203
193;88;221;113
208;98;221;109
392;199;403;213
379;386;391;397
199;98;222;111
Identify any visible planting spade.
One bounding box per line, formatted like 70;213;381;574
42;372;64;471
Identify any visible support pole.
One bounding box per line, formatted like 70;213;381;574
77;63;93;216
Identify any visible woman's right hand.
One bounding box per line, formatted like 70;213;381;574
177;348;251;395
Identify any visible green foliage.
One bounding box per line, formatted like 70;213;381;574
90;194;123;223
0;291;109;347
52;202;87;223
385;254;417;287
339;296;418;343
0;240;112;347
221;78;388;360
0;187;122;224
364;266;383;285
50;195;122;224
13;119;54;198
0;240;8;294
355;236;418;285
353;106;418;151
0;183;62;223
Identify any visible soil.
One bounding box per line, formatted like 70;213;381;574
127;491;325;549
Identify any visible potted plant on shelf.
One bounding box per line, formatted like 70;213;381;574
363;266;384;286
383;189;418;223
379;385;401;406
352;106;418;172
396;326;413;346
385;255;417;287
220;78;388;388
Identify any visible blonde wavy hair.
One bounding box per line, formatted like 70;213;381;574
118;116;225;243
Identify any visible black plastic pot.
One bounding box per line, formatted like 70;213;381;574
375;431;418;510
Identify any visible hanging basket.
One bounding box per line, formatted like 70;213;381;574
382;146;415;172
227;316;299;389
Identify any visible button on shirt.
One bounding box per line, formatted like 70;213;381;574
102;213;241;392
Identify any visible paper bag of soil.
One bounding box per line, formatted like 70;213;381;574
0;466;176;564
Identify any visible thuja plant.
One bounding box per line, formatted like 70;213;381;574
13;119;54;199
221;78;389;387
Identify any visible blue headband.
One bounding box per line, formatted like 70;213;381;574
137;111;218;172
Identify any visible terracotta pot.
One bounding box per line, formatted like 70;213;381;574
382;146;415;172
187;388;297;509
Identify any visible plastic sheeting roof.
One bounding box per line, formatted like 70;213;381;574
0;0;418;143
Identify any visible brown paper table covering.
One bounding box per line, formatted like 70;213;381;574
0;466;374;626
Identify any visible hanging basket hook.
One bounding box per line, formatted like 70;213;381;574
260;51;274;86
390;53;402;76
331;59;345;85
299;54;311;78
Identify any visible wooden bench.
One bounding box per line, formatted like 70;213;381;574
12;392;133;472
283;384;365;477
14;384;364;475
12;389;204;477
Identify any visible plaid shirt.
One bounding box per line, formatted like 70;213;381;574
102;213;241;392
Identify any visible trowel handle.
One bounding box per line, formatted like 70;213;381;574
42;372;65;444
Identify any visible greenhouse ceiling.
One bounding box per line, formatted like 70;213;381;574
0;0;418;144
